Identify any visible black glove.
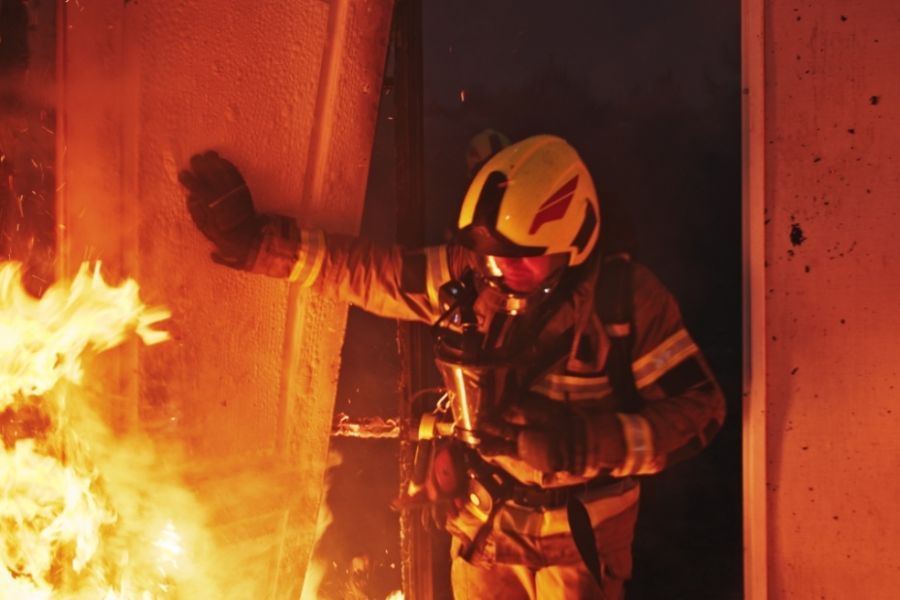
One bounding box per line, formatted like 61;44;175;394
178;150;264;269
480;394;588;475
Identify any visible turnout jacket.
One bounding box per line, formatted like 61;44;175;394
252;224;726;489
253;224;726;570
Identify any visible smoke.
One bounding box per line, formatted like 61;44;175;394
64;393;226;599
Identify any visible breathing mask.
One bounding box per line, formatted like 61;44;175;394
428;268;550;447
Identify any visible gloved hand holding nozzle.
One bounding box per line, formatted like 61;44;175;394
478;393;589;475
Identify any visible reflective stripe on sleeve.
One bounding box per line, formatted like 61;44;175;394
424;245;451;307
288;229;327;287
611;413;660;476
632;329;699;389
530;329;699;404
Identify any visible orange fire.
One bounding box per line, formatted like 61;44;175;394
0;261;216;598
299;448;406;600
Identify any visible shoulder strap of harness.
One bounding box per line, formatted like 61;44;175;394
596;253;644;414
556;252;645;594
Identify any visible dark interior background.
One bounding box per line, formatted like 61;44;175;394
321;1;742;599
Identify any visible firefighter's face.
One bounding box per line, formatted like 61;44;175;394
484;254;568;294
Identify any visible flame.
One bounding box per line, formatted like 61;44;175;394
300;450;342;600
0;261;215;598
299;448;404;600
0;262;169;405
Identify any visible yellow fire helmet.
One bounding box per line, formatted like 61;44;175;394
457;134;600;267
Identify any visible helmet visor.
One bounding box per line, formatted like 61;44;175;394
482;254;568;294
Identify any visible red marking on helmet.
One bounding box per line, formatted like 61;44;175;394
528;175;578;235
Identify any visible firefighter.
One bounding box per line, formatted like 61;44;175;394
179;135;726;599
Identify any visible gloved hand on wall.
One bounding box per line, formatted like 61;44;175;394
178;150;264;269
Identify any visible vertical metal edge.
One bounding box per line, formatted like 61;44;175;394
741;0;768;597
119;0;142;433
393;0;433;597
277;0;351;454
54;0;68;280
277;0;351;595
270;508;291;598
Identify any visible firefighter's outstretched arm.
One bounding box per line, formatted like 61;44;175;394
179;150;451;323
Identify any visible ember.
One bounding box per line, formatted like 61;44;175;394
331;413;401;439
0;262;217;598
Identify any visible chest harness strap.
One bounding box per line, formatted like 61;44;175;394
567;252;643;592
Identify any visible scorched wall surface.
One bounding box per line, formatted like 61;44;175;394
55;1;393;597
760;1;900;597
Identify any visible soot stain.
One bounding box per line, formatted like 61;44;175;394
790;223;807;246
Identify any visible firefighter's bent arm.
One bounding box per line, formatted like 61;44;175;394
582;265;727;478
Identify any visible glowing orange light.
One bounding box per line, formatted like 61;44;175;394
0;261;214;598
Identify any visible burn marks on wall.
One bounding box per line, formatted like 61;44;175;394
790;222;807;247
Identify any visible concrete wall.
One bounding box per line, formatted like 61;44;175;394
56;1;392;597
746;0;900;597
